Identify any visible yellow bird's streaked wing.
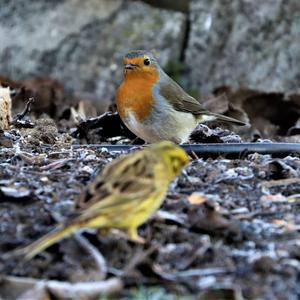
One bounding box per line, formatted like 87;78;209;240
75;149;158;215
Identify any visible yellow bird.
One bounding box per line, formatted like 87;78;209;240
12;141;189;260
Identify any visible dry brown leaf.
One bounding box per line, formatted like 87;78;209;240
188;192;208;205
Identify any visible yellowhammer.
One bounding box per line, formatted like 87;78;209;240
12;141;189;260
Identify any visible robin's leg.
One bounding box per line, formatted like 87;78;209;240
130;137;146;145
182;140;199;160
127;226;145;244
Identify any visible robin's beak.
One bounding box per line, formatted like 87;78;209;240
124;63;138;70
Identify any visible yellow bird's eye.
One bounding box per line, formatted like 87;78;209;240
144;58;150;66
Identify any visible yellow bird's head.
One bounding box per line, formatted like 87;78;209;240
150;141;189;179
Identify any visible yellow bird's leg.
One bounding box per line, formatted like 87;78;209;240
127;227;145;244
96;228;111;237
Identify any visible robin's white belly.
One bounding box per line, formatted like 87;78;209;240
125;112;156;142
124;110;197;144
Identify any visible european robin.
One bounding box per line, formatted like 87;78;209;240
9;141;188;260
116;50;246;143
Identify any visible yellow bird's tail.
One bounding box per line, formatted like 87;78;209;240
10;224;78;260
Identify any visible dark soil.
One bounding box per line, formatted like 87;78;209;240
0;130;300;299
0;83;299;299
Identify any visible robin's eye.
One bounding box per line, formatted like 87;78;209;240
144;58;150;66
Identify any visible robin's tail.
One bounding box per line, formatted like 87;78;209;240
199;112;247;126
7;224;78;260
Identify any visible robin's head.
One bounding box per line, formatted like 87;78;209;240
122;50;159;79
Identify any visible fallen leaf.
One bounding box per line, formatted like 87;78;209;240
188;193;208;205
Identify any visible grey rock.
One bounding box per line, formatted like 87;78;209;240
140;0;190;12
185;0;300;95
0;0;186;109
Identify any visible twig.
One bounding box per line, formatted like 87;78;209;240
122;244;158;276
154;210;186;225
13;97;34;122
11;97;35;128
1;275;123;299
74;233;107;281
39;158;76;171
261;178;300;188
47;278;122;298
235;211;280;220
153;265;232;281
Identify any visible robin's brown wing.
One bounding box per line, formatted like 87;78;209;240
159;79;208;115
159;79;246;125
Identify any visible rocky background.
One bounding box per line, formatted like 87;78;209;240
1;0;300;111
1;1;300;299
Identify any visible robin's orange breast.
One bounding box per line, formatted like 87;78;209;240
116;74;159;123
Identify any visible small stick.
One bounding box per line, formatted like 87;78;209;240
12;97;34;123
153;265;231;280
74;233;107;281
1;275;123;299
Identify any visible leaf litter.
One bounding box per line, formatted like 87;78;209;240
0;77;299;299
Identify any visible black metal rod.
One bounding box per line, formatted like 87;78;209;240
71;143;300;158
185;143;300;155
